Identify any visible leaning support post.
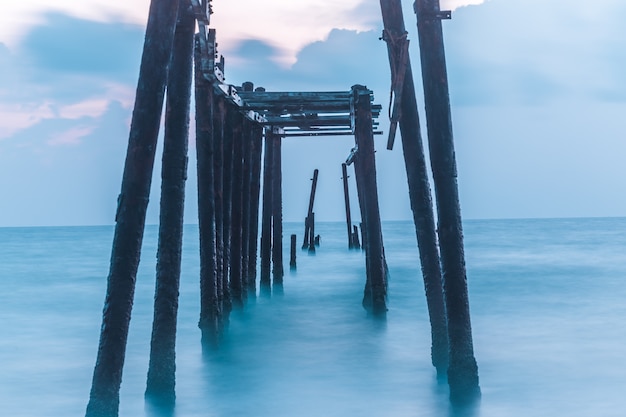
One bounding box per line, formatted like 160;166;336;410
145;1;194;407
259;128;274;291
85;0;181;415
341;163;354;249
379;0;449;376
352;85;387;316
414;0;480;402
270;127;284;284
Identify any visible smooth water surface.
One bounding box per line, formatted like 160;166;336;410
1;218;625;416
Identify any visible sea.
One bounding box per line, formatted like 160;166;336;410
1;218;625;417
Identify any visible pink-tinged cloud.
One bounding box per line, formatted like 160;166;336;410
0;102;55;140
0;0;487;67
442;0;488;10
58;99;110;119
47;125;95;146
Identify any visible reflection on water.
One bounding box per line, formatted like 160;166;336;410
2;219;626;416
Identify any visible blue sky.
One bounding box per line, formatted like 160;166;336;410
1;0;626;227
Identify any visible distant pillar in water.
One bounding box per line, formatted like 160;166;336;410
302;169;319;249
269;127;284;284
260;128;274;291
86;0;181;415
414;0;480;402
308;212;316;254
341;163;354;249
352;224;361;249
351;84;387;316
290;234;297;270
145;1;194;407
378;0;449;376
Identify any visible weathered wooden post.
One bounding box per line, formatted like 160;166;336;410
194;26;221;345
341;163;354;249
145;1;194;407
378;0;449;376
351;85;387;316
414;0;480;402
229;108;245;308
247;119;264;294
85;0;181;415
269;127;284;284
221;103;236;312
240;82;255;299
290;234;297;270
302;169;319;249
260;127;273;292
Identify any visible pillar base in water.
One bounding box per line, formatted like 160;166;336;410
448;358;481;405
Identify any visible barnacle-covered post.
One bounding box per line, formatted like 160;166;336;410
351;85;387;316
85;0;182;415
259;127;274;292
269;127;285;284
228;106;245;307
247;109;264;294
414;0;480;403
145;0;195;407
378;0;449;377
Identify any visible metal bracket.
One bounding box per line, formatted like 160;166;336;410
345;145;358;166
415;5;452;21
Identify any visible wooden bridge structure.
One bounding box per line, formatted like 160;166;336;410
85;1;480;416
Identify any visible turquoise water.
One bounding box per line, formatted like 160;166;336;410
1;218;625;416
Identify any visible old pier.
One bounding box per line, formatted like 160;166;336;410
85;0;480;415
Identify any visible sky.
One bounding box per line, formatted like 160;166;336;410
1;0;626;227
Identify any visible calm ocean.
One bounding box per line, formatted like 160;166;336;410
1;218;625;416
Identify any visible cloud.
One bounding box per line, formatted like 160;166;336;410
211;0;380;67
0;0;149;48
441;0;488;9
0;102;55;140
20;13;143;80
444;0;626;106
47;125;96;146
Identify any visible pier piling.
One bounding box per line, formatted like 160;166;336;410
86;0;181;415
414;0;480;402
378;0;449;376
145;1;194;406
